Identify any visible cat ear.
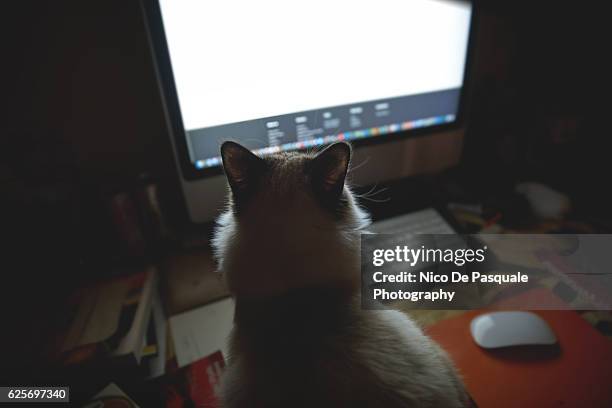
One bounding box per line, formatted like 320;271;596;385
308;142;351;199
220;141;266;194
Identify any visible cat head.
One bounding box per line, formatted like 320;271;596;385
211;141;370;298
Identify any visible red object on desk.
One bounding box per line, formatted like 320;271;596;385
426;290;612;408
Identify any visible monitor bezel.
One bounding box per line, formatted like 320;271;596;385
142;0;477;181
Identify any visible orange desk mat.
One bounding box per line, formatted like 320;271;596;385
425;291;612;408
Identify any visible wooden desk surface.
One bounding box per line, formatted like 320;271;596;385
161;249;229;316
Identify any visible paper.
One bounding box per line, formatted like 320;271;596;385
146;286;168;378
62;278;130;352
169;297;235;368
112;267;157;361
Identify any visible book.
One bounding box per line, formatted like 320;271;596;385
111;267;157;363
157;351;225;408
144;285;168;379
59;267;158;369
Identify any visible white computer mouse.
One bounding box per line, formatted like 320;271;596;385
470;311;557;349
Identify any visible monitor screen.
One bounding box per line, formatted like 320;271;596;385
157;0;473;170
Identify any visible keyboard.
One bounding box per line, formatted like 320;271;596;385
369;208;455;235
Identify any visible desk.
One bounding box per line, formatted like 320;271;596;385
161;249;229;315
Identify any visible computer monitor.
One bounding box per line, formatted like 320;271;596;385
142;0;475;223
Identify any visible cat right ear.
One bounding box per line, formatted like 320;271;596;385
307;142;351;201
220;141;266;195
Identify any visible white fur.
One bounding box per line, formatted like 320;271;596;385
212;150;468;407
212;181;370;297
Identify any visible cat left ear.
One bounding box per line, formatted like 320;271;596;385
220;141;266;194
308;142;351;199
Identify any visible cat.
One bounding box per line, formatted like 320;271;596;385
212;141;470;408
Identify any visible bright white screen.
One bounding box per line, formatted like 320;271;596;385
159;0;472;131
